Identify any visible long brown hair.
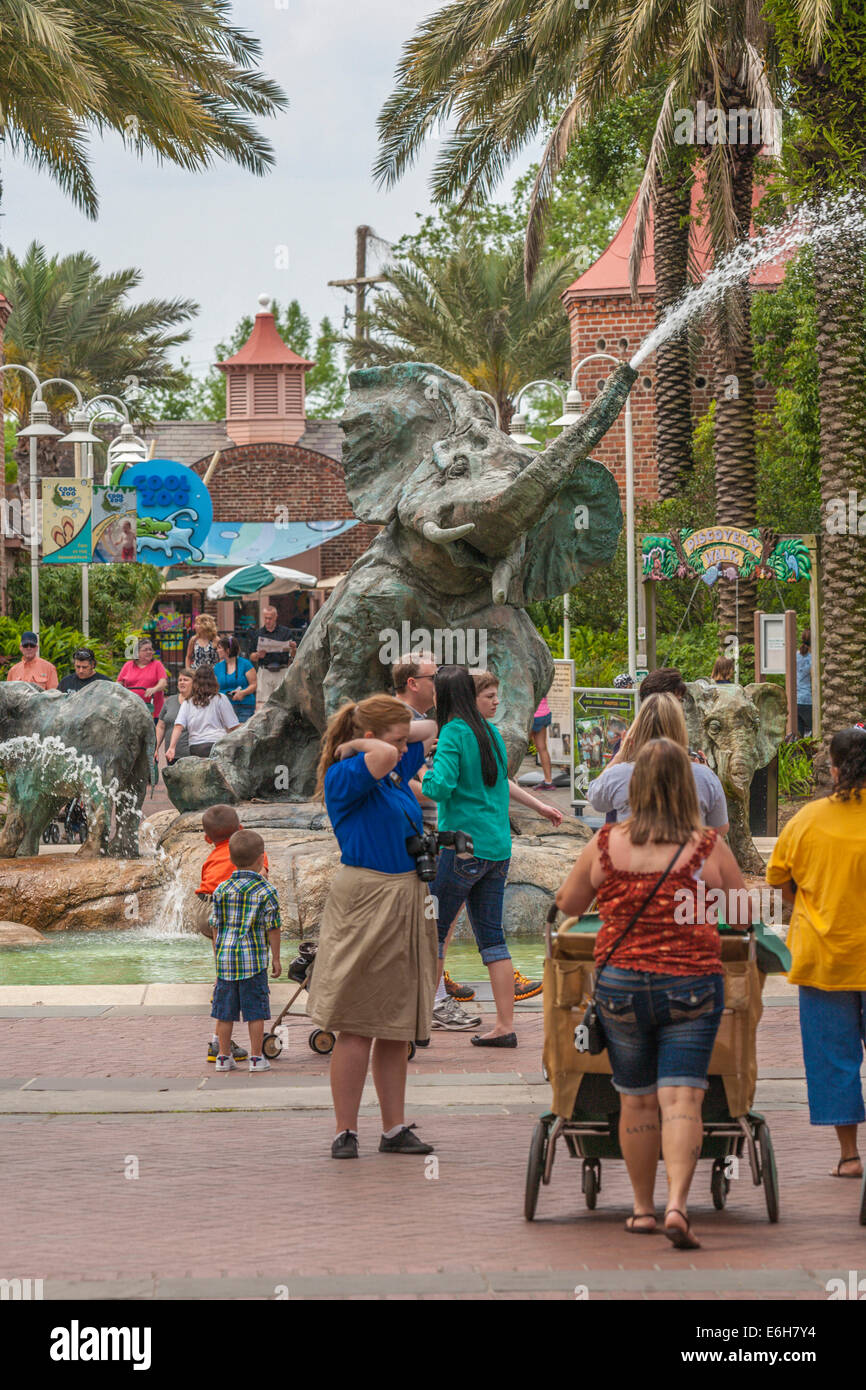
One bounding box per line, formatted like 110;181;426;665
618;692;687;764
314;695;412;799
625;738;701;845
190;666;219;707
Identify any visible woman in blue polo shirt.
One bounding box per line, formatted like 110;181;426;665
214;635;257;722
308;694;438;1161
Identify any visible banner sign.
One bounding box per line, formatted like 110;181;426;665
572;686;638;805
546;659;575;769
123;459;212;566
642;527;811;585
91;486;138;562
42;480;92;564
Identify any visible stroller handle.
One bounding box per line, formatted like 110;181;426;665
545;902;757;960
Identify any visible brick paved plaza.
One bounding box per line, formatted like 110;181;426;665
1;976;863;1302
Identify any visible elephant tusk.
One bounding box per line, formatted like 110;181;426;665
421;520;476;545
491;560;513;605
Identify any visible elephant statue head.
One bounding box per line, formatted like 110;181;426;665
683;679;788;872
340;360;636;603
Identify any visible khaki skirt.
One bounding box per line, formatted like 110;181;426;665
307;866;438;1043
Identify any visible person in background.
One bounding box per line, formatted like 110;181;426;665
532;696;555;789
165;666;239;761
250;605;296;706
6;632;59;690
639;667;687;702
392;653;478;1025
796;630;813;736
58;647;109;693
155;669;194;764
711;656;735;683
185;613;219;671
589;694;729;835
309;695;439;1159
556;738;746;1249
116;637;168;719
214;634;257;722
767;726;866;1179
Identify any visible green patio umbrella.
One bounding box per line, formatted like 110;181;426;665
210;562;317;600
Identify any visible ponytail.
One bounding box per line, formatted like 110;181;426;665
314;695;412;800
830;726;866;801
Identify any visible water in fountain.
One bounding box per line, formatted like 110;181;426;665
630;189;866;368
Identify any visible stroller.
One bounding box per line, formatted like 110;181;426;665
525;909;782;1224
262;940;418;1062
41;798;88;845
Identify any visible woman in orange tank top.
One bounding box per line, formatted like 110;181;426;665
556;738;747;1249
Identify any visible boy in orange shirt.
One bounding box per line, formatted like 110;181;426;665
194;804;270;1063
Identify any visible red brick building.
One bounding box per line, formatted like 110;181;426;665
562;182;782;502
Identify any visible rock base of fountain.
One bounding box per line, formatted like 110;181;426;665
0;856;171;933
152;801;591;940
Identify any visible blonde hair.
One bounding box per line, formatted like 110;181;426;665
626;738;701;844
314;695;412;799
618;692;687;764
195;613;218;642
471;669;499;697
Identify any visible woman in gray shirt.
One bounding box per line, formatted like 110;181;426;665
588;693;729;832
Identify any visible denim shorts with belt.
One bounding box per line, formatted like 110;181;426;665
432;848;511;965
595;965;725;1094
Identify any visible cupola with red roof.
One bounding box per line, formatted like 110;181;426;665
217;293;314;446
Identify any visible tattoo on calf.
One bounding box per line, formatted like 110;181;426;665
624;1123;660;1134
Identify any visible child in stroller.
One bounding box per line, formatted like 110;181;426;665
41;798;89;845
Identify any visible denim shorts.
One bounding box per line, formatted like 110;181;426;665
211;968;270;1022
595;966;725;1094
432;849;511;965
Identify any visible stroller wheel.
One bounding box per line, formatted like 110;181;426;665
754;1117;780;1223
582;1157;600;1209
711;1158;729;1210
262;1032;282;1060
524;1118;550;1221
309;1028;335;1055
407;1041;416;1062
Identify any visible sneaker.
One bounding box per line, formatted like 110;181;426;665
207;1039;249;1063
537;781;556;791
431;997;482;1030
378;1124;434;1155
514;970;543;1001
332;1130;359;1159
444;971;476;1001
214;1054;237;1072
249;1056;271;1073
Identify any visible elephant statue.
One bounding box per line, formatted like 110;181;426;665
683;679;788;872
0;682;155;858
164;359;637;811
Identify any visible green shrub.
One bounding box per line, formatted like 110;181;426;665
778;736;817;798
0;616;116;679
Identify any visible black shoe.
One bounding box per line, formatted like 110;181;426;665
414;1038;430;1048
331;1130;359;1159
378;1124;434;1155
470;1032;518;1048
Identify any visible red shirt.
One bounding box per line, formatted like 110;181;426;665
198;836;269;895
594;824;722;977
117;659;167;718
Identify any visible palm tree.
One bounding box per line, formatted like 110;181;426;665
0;0;287;216
765;0;866;742
0;241;196;475
347;238;574;429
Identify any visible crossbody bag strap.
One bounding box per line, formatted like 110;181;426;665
595;842;685;977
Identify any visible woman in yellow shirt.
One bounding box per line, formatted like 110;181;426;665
766;727;866;1178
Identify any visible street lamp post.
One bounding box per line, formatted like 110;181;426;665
508;379;566;447
552;354;637;683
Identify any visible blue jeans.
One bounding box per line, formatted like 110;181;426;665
595;966;725;1094
211;969;270;1022
799;986;866;1125
433;849;511;965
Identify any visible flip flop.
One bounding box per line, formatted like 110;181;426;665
829;1155;862;1178
664;1208;701;1250
625;1212;657;1234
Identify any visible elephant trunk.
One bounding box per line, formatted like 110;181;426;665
495;362;637;535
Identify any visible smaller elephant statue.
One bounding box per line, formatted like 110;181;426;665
0;682;155;858
683;679;787;872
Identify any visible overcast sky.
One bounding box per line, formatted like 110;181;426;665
1;0;538;380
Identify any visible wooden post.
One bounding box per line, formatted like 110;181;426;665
806;533;821;739
784;608;798;736
753;609;764;682
645;579;657;672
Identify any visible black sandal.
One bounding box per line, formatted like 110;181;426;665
625;1211;657;1234
830;1155;862;1178
664;1208;701;1250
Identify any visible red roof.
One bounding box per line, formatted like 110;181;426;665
563;172;785;304
218;311;314;370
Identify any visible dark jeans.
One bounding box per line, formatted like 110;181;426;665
189;743;214;758
797;703;812;736
432;849;511;965
595;966;725;1095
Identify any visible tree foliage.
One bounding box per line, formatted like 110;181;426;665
6;563;163;660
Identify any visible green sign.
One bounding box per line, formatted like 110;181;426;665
642;527;812;584
575;692;633;715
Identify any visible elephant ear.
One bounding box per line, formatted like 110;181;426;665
746;682;788;766
339;362;470;524
520;458;623;602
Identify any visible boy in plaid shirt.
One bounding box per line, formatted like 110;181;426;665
210;829;282;1073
